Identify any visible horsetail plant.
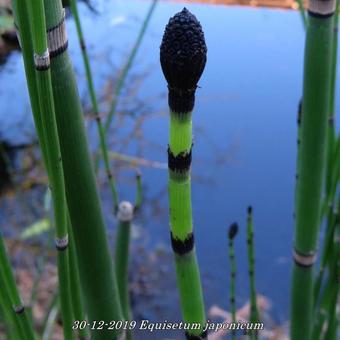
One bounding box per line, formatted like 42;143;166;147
43;0;124;336
160;8;207;339
0;231;36;340
105;0;158;133
246;207;259;339
13;0;125;337
228;222;238;340
24;0;75;338
291;0;335;339
115;201;134;340
69;0;119;211
312;197;340;340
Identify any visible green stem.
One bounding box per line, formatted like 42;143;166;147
43;1;124;337
24;0;74;337
104;0;158;133
168;112;206;338
291;1;335;338
0;232;36;340
67;218;88;339
246;207;258;339
115;201;134;340
228;223;238;340
69;0;119;210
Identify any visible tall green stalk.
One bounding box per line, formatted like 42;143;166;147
69;0;119;210
228;223;238;340
246;207;259;339
67;218;88;340
314;0;340;305
104;0;158;133
312;199;339;339
325;0;339;196
115;201;134;340
24;0;74;338
0;275;22;340
160;8;207;339
42;1;123;337
291;0;335;339
0;232;36;340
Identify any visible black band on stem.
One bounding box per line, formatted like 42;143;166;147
293;248;317;267
171;232;194;255
308;10;335;18
13;305;25;314
169;86;196;114
168;147;192;173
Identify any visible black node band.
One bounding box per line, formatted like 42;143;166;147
36;64;50;71
168;147;192;173
56;244;68;251
293;248;317;268
171;232;194;255
50;40;69;58
185;330;208;339
168;86;196;114
308;10;335;18
14;306;25;314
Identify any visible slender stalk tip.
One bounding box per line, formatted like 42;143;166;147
160;8;207;113
228;222;239;240
247;206;253;215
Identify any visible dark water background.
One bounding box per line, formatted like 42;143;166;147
0;0;339;338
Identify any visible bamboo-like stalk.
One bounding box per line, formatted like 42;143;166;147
42;0;124;337
0;232;36;340
69;0;119;210
0;275;22;340
325;0;339;196
228;223;238;340
14;0;72;339
160;8;207;339
24;1;74;338
115;201;134;340
312;200;339;339
104;0;158;133
314;0;340;305
291;0;335;338
67;219;88;340
246;207;259;339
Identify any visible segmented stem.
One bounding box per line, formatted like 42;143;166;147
291;0;335;338
69;0;119;210
0;232;36;340
104;0;158;133
228;223;238;340
115;201;134;340
246;207;259;339
44;0;124;337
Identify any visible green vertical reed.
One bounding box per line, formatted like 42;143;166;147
69;0;119;210
246;207;259;339
44;0;123;337
160;8;207;339
228;223;238;340
115;201;134;340
24;0;74;337
0;232;36;340
291;0;335;339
